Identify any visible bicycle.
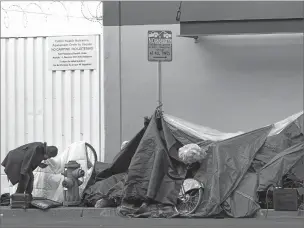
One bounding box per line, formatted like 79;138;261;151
167;162;204;215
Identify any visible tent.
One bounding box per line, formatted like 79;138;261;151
82;110;304;218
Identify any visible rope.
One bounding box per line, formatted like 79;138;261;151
155;103;164;118
176;2;182;22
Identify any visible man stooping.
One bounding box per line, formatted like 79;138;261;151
1;142;58;196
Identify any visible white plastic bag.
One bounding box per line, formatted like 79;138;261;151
178;144;207;164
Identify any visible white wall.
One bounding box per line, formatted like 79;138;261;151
104;24;303;162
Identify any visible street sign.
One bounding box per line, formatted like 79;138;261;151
48;35;97;71
148;30;172;62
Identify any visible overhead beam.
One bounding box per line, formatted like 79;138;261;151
180;18;304;37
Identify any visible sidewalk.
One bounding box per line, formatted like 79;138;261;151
0;207;118;218
1;207;304;219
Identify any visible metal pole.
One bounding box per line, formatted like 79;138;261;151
157;61;162;109
118;1;122;148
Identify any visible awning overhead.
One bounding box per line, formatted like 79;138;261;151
179;18;304;38
178;1;304;37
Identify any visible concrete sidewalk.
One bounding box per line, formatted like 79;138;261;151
1;207;304;219
2;215;304;228
1;207;118;218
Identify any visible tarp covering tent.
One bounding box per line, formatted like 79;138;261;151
257;142;304;192
86;111;187;212
83;110;303;218
191;125;272;217
164;114;244;142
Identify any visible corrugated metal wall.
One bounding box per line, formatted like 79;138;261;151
0;35;103;166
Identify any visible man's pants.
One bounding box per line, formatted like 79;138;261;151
16;172;34;195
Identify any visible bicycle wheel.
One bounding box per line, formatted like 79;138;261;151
176;179;203;215
85;142;97;169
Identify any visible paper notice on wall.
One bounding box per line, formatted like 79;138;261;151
48;35;97;71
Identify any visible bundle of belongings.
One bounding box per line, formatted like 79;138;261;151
82;109;304;218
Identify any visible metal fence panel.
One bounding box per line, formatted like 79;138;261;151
0;35;103;193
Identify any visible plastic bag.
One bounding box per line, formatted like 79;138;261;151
178;144;207;164
31;198;62;210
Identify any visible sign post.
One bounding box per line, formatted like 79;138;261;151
157;61;162;109
148;30;172;110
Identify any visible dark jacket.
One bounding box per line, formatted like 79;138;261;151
1;142;46;185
